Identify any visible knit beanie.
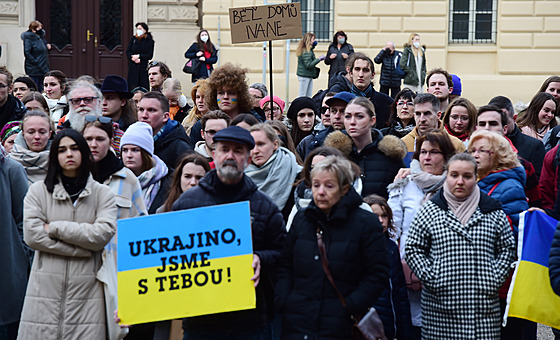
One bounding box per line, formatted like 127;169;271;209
451;74;462;96
259;95;286;113
1;121;22;143
286;96;318;121
120;121;154;157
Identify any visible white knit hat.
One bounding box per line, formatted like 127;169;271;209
120;122;154;157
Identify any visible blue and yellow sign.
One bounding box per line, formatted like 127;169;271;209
117;201;255;325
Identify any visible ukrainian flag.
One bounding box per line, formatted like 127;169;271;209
504;210;560;329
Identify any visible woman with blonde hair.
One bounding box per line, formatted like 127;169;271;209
467;130;528;230
296;32;325;97
182;79;209;136
400;33;426;93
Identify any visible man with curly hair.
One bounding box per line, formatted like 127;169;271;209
189;63;262;144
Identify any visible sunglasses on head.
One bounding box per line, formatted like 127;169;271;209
85;115;112;124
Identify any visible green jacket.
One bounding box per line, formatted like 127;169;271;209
297;48;321;79
400;44;426;87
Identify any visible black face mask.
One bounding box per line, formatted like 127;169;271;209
36;29;45;37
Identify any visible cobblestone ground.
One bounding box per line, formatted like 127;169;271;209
538;323;555;340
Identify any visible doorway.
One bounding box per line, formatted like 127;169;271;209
36;0;133;80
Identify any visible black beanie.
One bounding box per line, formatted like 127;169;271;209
286;96;318;121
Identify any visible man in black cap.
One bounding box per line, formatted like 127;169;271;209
296;91;356;159
173;125;286;339
101;75;137;131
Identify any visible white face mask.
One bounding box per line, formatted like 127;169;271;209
136;29;144;36
200;34;209;43
413;41;420;49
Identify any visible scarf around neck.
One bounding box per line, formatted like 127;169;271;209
93;151;124;184
351;83;373;98
409;159;447;204
443;181;480;226
392;120;416;137
138;155;169;210
245;147;302;210
10;132;51;184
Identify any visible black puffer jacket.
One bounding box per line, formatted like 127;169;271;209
21;30;49;76
173;170;286;333
0;95;27;130
374;48;403;88
154;120;193;169
324;43;354;82
275;187;389;339
328;72;351;92
349;130;406;198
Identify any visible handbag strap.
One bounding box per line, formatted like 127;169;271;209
316;227;348;308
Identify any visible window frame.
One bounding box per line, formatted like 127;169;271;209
449;0;497;44
294;0;334;42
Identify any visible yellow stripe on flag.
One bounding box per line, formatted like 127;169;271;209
508;260;560;329
118;253;256;325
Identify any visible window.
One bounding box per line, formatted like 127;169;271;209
449;0;497;44
293;0;334;42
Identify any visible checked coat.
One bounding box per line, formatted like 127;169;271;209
405;189;515;340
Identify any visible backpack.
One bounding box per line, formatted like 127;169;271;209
394;52;406;79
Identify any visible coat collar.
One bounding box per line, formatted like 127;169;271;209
52;175;94;201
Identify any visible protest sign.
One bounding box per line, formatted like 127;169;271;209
117;201;255;325
229;3;302;44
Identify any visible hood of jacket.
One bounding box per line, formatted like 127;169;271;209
478;166;527;190
359;129;407;161
157;119;191;145
329;71;351;90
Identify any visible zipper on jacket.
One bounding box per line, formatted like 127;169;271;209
57;259;70;339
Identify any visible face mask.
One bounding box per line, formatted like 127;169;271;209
200;35;209;43
312;41;318;47
413;42;420;49
37;29;45;36
136;29;144;36
338;38;345;45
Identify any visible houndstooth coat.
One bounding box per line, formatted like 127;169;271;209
405;189;515;340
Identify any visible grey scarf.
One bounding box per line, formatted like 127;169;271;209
10;132;51;184
245;147;302;210
409;160;447;204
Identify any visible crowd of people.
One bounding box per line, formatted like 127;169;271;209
2;22;560;340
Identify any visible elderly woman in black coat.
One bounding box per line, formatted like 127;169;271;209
275;155;389;339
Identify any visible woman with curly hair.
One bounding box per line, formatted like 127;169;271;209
441;97;477;143
206;63;257;121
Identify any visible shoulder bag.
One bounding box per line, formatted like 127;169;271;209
316;227;387;340
183;58;200;74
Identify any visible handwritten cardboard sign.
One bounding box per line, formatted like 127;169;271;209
229;3;302;44
117;201;255;325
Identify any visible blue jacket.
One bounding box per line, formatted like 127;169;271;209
478;166;528;234
372;236;413;340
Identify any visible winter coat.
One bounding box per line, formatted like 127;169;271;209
401;123;466;154
349;130;407;199
478;166;529;233
405;190;515;340
126;34;154;91
540;145;560;210
296;126;334;160
172;170;286;333
400;44;426;87
297;48;321;79
275;187;389;339
0;95;27;130
550;221;560;295
507;124;545;178
372;236;413;340
365;88;394;129
324;43;354;81
328;71;351;92
18;176;117;340
154;119;193;169
0;155;30;325
184;42;218;82
21;30;49;76
374;48;403;88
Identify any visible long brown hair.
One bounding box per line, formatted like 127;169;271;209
296;32;315;56
162;154;210;212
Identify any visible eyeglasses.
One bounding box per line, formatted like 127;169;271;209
204;129;219;136
467;148;493;156
320;107;330;115
85;115;112;124
69;97;98;106
450;115;469;122
0;84;9;89
264;107;281;113
419;150;442;155
397;101;414;106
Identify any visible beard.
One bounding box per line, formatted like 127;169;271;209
67;106;101;132
216;159;244;183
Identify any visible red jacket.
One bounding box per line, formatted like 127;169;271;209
540;145;558;210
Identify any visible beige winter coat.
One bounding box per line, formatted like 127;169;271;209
18;176;117;340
